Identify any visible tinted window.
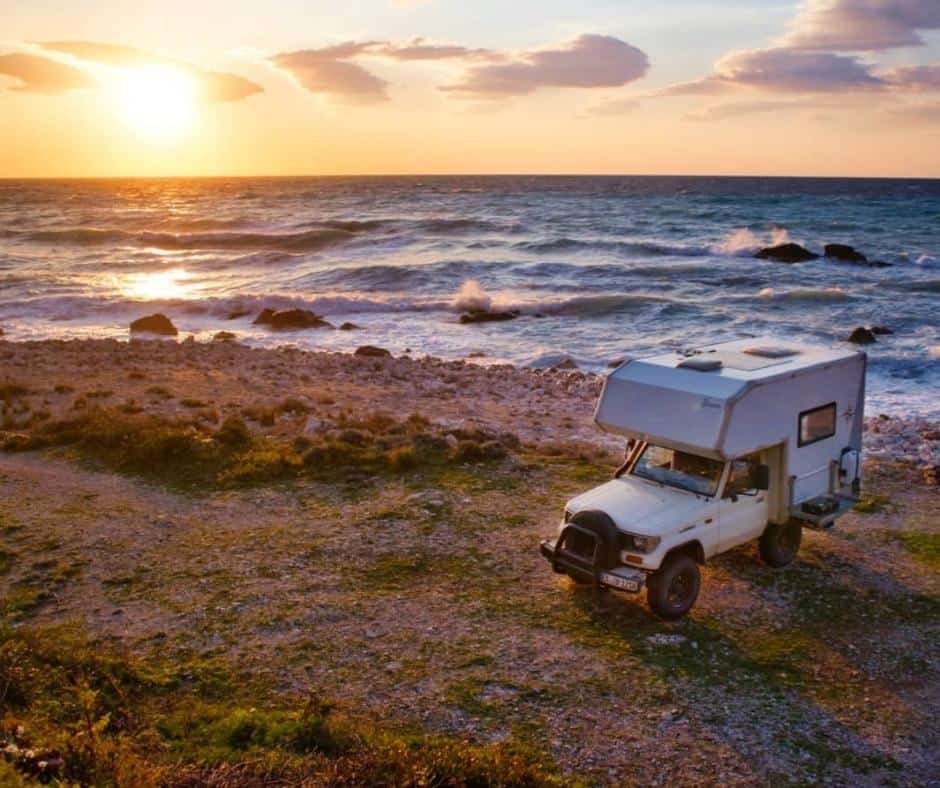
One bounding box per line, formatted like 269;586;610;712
799;403;836;447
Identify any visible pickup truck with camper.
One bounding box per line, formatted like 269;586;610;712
540;338;866;619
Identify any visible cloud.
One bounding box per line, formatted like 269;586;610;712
39;41;262;102
884;64;940;92
269;44;388;104
661;48;886;96
784;0;940;52
0;51;96;94
441;35;649;98
373;38;498;62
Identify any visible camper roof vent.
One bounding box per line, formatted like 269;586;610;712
742;345;799;359
677;357;722;371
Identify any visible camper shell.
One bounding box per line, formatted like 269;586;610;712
540;337;866;619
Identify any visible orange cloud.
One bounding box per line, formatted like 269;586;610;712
269;44;389;104
0;51;96;94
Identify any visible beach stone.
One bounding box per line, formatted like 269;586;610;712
225;309;251;320
553;358;579;370
754;243;819;263
339;322;360;330
848;327;877;344
212;331;237;342
824;243;868;263
459;310;520;324
265;309;332;331
354;345;391;358
129;313;178;335
871;325;893;335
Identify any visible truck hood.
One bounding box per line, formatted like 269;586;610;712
567;476;710;536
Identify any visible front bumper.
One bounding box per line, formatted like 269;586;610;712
540;534;646;593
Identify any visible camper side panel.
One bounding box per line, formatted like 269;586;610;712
724;357;864;518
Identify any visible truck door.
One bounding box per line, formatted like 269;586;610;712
718;454;769;552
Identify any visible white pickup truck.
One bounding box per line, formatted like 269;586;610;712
540;338;866;619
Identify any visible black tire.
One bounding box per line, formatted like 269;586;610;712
646;553;700;620
759;520;802;568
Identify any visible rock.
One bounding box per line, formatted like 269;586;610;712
258;309;332;330
253;308;276;325
870;325;893;335
923;465;939;485
212;331;237;342
459;310;520;324
824;243;868;263
553;358;579;370
339;322;361;331
848;326;876;344
468;351;486;358
225;309;251;320
129;313;178;335
354;345;391;358
754;243;819;263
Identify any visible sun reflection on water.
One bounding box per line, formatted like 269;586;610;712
122;268;194;300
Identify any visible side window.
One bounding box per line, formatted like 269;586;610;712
798;403;836;447
725;454;760;497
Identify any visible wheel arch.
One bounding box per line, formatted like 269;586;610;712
665;540;705;565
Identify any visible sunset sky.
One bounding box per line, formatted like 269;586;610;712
2;0;940;177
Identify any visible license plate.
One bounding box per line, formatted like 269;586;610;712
600;572;639;592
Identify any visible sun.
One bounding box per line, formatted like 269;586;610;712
119;66;197;140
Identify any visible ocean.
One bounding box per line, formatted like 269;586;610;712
1;175;938;417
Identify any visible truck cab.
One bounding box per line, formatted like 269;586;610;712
540;338;865;619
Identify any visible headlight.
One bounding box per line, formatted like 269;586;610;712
619;533;661;554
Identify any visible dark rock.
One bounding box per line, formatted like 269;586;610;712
468;351;486;358
824;243;868;263
0;326;4;336
459;310;520;324
870;325;893;335
848;326;876;344
755;243;819;263
253;308;276;325
213;331;237;342
226;309;251;320
923;465;939;485
607;357;626;368
129;313;178;335
354;345;391;358
553;358;579;370
339;322;361;331
264;309;332;331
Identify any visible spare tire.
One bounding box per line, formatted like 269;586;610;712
568;510;621;571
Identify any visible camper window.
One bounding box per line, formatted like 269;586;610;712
632;444;723;497
798;402;837;447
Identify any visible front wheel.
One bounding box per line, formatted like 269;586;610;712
759;520;802;568
646;553;700;620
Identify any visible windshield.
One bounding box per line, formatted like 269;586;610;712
631;444;724;496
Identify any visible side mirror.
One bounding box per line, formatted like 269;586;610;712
754;464;770;491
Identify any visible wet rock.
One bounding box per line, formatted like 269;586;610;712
339;322;360;331
354;345;391;358
553;358;579;370
225;309;251;320
257;309;332;330
754;243;819;263
870;325;893;335
848;326;877;344
212;331;237;342
468;351;486;358
824;243;868;263
459;310;520;324
129;313;178;335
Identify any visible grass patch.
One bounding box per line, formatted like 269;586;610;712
854;494;891;514
890;531;940;568
0;624;567;786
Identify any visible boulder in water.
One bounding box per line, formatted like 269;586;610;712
755;243;819;263
354;345;391;358
130;313;178;336
257;309;332;330
824;243;867;263
848;327;876;344
339;322;361;331
459;310;520;324
871;325;893;335
226;309;251;320
213;331;237;342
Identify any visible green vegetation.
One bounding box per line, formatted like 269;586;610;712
854;494;891;513
0;407;517;490
0;625;565;787
891;531;940;568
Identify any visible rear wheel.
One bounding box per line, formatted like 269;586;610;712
759;520;802;568
646;553;700;620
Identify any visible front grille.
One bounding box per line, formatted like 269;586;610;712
561;529;597;561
